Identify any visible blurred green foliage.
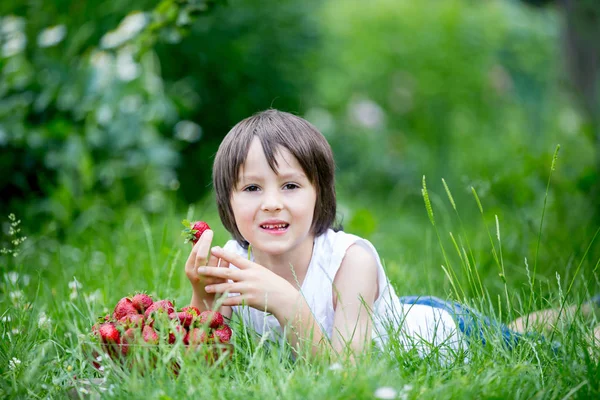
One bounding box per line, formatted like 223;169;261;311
305;0;598;291
0;0;320;233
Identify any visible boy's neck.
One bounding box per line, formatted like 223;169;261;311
252;236;315;290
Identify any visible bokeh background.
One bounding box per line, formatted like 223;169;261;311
1;0;599;304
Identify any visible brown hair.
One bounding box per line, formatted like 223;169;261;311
213;109;337;248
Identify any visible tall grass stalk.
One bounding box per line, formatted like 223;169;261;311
422;176;464;300
528;144;560;315
442;178;486;300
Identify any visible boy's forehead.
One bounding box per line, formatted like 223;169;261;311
236;143;305;180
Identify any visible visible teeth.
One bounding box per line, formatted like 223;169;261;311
262;224;287;229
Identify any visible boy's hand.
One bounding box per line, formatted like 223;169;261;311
184;230;229;300
197;246;298;316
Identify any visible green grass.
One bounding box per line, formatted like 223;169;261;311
2;184;600;399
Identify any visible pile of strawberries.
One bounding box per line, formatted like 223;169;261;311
91;293;232;364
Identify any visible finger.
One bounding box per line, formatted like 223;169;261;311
194;230;214;266
197;266;238;281
221;294;249;307
210;246;253;270
204;281;241;295
207;252;220;267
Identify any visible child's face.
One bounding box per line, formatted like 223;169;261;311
231;137;317;256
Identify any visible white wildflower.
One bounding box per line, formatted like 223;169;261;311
1;315;11;322
78;388;89;395
38;312;52;329
84;290;102;304
9;290;23;303
11;328;19;335
68;277;82;290
37;25;67;48
69;291;78;300
328;362;343;371
8;357;21;370
5;271;19;284
374;386;398;400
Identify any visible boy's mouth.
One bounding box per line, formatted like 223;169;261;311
260;223;289;231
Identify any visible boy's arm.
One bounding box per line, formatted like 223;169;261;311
330;244;379;358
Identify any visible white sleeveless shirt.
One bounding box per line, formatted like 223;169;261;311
224;229;463;357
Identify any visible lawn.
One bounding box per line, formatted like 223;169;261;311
1;188;600;399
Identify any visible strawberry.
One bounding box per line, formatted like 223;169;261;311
181;220;211;245
213;325;232;343
170;311;194;327
119;313;144;329
187;327;209;345
199;310;224;329
113;297;138;320
181;306;201;316
131;293;153;313
97;322;121;359
169;325;186;344
98;322;121;344
142;325;159;344
144;299;175;320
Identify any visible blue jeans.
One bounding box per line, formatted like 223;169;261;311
398;295;523;347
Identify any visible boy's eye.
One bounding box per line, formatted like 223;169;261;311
283;183;299;190
243;185;260;192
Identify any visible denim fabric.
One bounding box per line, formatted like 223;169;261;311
398;295;522;347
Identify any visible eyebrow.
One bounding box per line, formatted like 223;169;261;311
239;172;308;182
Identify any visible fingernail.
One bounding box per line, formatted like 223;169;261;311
197;267;206;273
204;286;211;293
211;246;221;252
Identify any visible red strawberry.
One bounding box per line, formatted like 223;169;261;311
181;220;211;245
97;322;121;359
213;325;232;343
131;293;153;313
170;311;194;327
144;299;175;320
169;325;186;344
113;297;138;320
181;306;201;316
98;322;121;344
187;327;209;345
142;325;159;344
199;310;224;329
119;313;144;329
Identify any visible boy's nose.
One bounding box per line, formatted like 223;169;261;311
260;190;283;212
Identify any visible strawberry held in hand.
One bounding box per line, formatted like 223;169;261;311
181;219;211;245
